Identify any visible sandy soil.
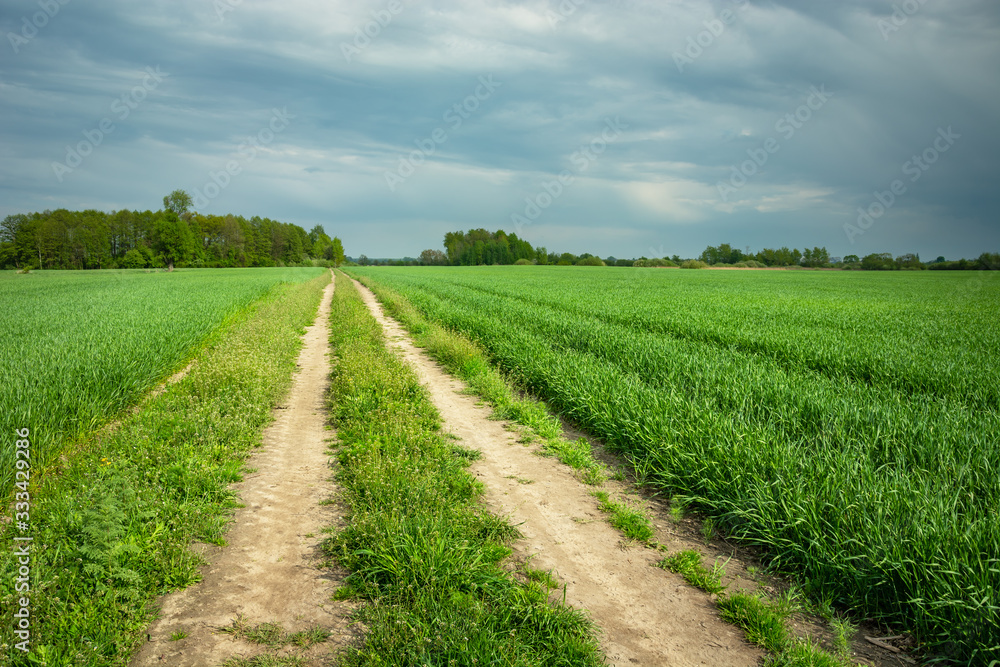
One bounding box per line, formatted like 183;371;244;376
353;278;762;667
132;276;351;667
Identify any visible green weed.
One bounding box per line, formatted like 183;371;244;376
591;490;654;542
657;550;727;595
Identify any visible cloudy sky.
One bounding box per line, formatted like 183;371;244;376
2;0;999;260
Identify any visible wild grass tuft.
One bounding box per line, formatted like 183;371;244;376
657;550;727;595
591;490;654;542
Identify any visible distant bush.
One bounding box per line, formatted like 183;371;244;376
733;260;767;268
680;260;709;269
634;257;673;268
514;258;533;265
576;256;605;266
122;248;146;269
713;262;732;268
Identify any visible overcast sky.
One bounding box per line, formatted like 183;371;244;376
2;0;999;259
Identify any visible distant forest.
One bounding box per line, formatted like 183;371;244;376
0;190;344;270
362;229;998;271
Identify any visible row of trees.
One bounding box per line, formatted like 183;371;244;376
0;191;344;270
699;243;831;267
424;229;613;267
850;252;1000;271
440;229;543;266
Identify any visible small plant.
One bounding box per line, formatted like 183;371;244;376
717;593;789;654
247;622;284;646
592;490;654;541
542;437;607;485
830;615;856;660
287;626;331;648
700;517;715;543
525;568;560;589
170;630;189;641
669;496;687;523
505;474;534;484
657;550;727;595
773;585;804;617
223;656;307;667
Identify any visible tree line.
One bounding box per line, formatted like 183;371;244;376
698;244;1000;271
0;190;344;270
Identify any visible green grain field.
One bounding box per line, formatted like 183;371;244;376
349;265;1000;664
0;267;324;497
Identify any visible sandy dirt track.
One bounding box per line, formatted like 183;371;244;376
132;276;350;666
354;278;761;667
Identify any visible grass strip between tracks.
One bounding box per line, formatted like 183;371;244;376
323;271;603;666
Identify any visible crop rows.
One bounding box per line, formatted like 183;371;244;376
0;267;325;497
349;266;1000;664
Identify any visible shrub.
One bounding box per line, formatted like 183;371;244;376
680;260;709;269
121;248;146;269
514;258;533;265
576;256;605;266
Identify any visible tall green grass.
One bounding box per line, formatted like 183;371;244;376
0;271;328;666
0;267;324;499
324;272;604;666
348;266;1000;664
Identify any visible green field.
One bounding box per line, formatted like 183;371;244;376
0;267;325;497
349;265;1000;663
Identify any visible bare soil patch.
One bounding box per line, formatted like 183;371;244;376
132;277;353;667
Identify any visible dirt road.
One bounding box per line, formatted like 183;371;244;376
354;279;761;667
132;276;349;666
